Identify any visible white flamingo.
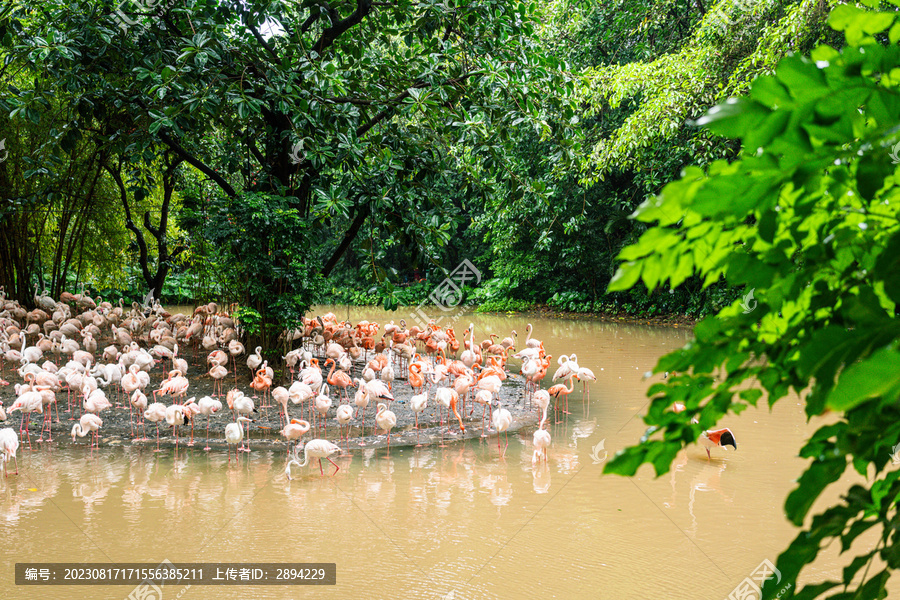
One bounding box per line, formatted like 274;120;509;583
225;416;253;463
285;439;342;478
0;428;19;477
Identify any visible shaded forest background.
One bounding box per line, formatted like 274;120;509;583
0;0;839;324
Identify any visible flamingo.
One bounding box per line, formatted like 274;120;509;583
410;391;427;430
228;339;244;385
232;394;256;451
71;413;103;456
532;426;551;465
83;387;112;415
0;428;19;477
336;404;353;450
144;402;168;451
576;366;597;392
476;374;502;408
197;396;223;450
225;417;253;464
547;374;578;419
472;388;493;435
492;399;512;457
272;386;290;427
523;323;541;349
154;369;189;404
314;384;332;431
285;439;342;478
352;378;369;421
246;346;262;378
375;403;397;449
249;364;272;406
165;404;187;447
8;389;42;450
325;358;355;401
408;364;425;392
130;389;148;439
700;428;737;460
411;391;427;447
279;418;310;456
209;364;228;398
122;365;146;432
533;389;550;427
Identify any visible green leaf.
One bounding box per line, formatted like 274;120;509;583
827;347;900;411
784;457;846;526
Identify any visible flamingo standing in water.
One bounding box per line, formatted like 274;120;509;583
532;425;551;465
492;399;513;457
285;439;342;478
71;413;103;457
547;374;578;420
532;390;550;427
225;417;253;464
0;428;20;477
700;428;737;461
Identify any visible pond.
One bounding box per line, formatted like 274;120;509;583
0;306;876;599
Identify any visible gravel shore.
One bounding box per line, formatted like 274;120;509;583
0;345;541;453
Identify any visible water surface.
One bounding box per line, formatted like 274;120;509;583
0;306;876;599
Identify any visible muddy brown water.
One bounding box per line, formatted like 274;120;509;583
0;305;887;599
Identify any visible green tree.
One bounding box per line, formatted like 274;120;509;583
605;3;900;597
1;0;580;310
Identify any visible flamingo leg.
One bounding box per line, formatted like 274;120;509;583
327;456;340;476
204;416;211;451
319;458;324;475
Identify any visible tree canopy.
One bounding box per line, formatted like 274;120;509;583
605;3;900;597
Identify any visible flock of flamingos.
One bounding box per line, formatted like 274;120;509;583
0;287;603;478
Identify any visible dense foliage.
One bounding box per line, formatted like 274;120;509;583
1;0;838;319
606;4;900;597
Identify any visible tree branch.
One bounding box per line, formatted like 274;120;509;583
355;72;480;138
104;160;153;288
245;11;280;64
322;202;370;276
158;130;237;198
313;0;372;55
